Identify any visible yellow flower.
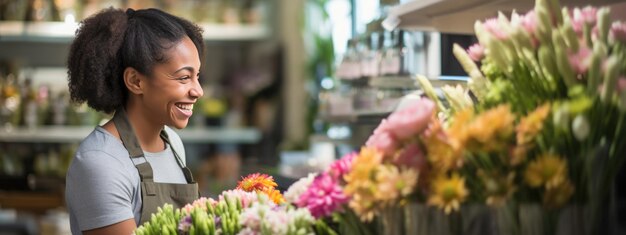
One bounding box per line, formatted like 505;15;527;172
478;170;517;207
517;103;551;145
374;165;418;202
447;108;474;145
543;179;574;209
524;154;568;189
510;144;529;166
344;147;384;184
344;147;384;221
423;134;464;172
423;119;464;172
465;105;516;152
427;173;469;214
237;173;278;192
349;191;377;222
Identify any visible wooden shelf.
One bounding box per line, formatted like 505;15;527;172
384;0;624;34
0;21;270;42
0;126;261;144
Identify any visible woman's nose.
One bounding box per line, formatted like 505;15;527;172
190;80;203;99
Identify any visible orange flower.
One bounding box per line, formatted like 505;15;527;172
264;188;286;204
517;103;551;145
237;173;278;192
465;105;515;152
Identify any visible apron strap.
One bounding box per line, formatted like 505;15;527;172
160;130;196;184
112;108;145;158
113;108;155;182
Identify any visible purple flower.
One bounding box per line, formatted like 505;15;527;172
178;215;192;233
296;173;349;218
467;43;485;62
327;152;357;181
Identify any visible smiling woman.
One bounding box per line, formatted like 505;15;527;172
64;7;204;235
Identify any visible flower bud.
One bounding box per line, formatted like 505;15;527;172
553;31;577;87
560;19;579;52
601;56;620;101
588;43;607;95
535;0;553;42
553;105;570;130
538;45;558;81
572;115;589;141
597;7;611;44
619;90;626;112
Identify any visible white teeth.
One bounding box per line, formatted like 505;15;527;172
176;104;193;110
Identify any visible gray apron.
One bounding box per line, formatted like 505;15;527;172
112;108;199;225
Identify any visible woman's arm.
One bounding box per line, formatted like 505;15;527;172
83;219;137;235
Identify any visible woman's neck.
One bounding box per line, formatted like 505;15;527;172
125;105;165;152
103;103;164;153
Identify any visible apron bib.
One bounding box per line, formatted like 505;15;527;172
112;108;199;225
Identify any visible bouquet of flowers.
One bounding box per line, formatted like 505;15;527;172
134;173;334;235
285;0;626;233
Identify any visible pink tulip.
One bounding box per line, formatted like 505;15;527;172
385;98;435;140
610;22;626;44
617;77;626;94
521;10;538;35
467;43;485;62
572;7;598;34
483;18;509;40
568;46;592;75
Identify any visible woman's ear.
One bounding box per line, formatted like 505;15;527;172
123;67;143;95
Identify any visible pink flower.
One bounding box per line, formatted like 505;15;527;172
327;152;357;181
365;131;398;156
568;46;592;75
393;143;428;173
617;77;626;94
572;7;598;34
385;98;435;140
219;189;263;208
467;43;485;62
483;18;508;40
373;118;391;135
296;173;349;218
610;22;626;44
521;10;538;35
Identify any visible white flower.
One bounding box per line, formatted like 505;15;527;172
284;173;317;204
572;115;590;141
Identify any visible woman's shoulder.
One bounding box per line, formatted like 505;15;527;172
72;126;133;166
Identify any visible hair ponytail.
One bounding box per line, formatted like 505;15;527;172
67;8;128;113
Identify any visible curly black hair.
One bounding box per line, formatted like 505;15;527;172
67;8;204;113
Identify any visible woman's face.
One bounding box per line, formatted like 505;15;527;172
141;36;203;129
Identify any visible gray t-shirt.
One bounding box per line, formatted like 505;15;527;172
65;126;187;234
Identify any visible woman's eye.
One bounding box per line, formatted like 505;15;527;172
176;76;191;81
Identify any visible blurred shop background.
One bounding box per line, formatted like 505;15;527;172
6;0;620;234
